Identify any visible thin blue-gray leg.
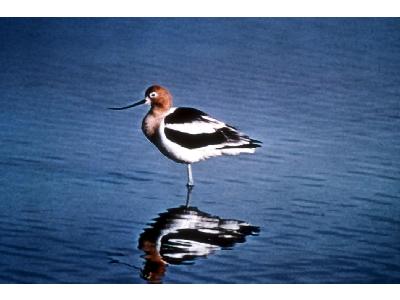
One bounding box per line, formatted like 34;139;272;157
186;164;194;187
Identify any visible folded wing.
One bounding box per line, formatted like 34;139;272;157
164;107;261;150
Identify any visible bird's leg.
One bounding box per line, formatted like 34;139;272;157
186;164;194;188
185;184;193;207
185;164;194;207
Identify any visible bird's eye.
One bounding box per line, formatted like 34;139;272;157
149;92;158;98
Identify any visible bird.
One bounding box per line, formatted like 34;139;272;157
109;85;261;188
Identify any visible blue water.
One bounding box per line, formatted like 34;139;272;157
0;18;399;283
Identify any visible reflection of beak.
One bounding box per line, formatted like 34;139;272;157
108;99;146;110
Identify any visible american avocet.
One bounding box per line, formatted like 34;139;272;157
109;85;261;187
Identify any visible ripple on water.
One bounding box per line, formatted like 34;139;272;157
347;169;399;182
107;171;153;182
2;269;57;283
350;195;393;206
360;213;400;227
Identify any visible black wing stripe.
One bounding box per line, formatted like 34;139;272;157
165;107;208;125
165;128;227;149
165;126;260;150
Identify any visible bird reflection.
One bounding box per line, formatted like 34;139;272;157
138;193;260;283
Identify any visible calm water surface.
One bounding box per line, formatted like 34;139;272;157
0;18;399;283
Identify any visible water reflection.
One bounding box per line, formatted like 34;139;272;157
138;197;260;283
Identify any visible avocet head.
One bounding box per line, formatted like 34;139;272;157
144;85;173;109
109;85;172;111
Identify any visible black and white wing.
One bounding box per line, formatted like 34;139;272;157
163;107;261;150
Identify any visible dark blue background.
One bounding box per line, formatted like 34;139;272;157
0;18;399;283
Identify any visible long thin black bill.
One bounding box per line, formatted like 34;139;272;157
108;99;146;110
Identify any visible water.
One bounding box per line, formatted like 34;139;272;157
0;18;399;283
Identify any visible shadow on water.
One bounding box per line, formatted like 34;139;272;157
137;188;260;283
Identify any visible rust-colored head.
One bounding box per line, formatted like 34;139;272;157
108;85;173;113
144;85;173;112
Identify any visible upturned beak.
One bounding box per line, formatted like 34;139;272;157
108;99;146;110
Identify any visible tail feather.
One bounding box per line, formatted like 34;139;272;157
218;125;262;150
218;138;262;150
